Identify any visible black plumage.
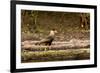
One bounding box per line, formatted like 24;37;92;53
35;29;57;46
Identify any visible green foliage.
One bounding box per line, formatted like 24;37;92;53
21;10;90;34
21;10;90;41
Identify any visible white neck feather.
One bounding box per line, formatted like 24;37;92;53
49;30;55;36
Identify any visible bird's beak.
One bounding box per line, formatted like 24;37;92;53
54;30;58;33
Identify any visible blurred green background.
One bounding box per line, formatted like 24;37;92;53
21;10;90;41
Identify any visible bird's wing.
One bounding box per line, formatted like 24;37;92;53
40;38;50;43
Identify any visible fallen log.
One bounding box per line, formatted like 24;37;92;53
22;44;90;51
21;49;90;62
21;40;90;46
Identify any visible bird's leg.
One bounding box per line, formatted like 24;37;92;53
44;47;47;51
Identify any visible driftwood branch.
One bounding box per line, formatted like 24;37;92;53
22;40;90;51
22;49;90;62
21;40;90;62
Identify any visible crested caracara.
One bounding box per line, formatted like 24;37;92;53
36;29;57;46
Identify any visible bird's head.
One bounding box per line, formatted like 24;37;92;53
49;29;58;36
52;29;58;34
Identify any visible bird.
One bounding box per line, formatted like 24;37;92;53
35;29;57;46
